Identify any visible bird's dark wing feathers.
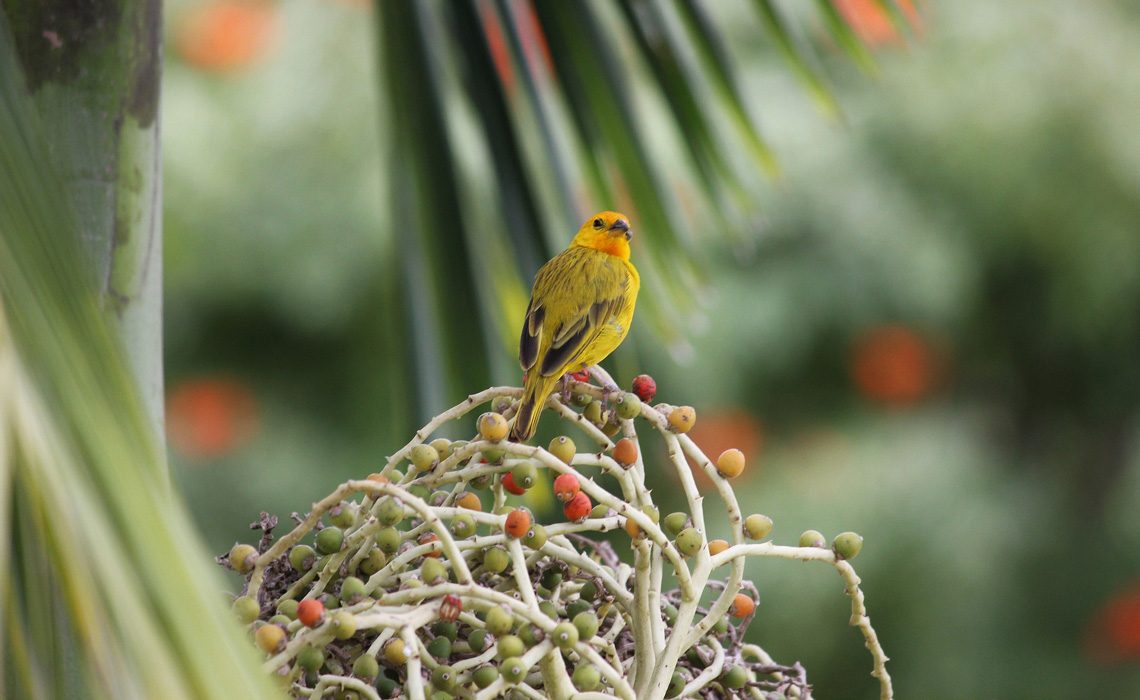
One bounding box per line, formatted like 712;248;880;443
539;298;616;376
520;246;628;378
519;303;543;371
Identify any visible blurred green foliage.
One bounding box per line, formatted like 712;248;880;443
162;0;1140;698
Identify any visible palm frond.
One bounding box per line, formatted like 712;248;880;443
374;0;885;423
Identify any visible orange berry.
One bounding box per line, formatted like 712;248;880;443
612;438;638;468
255;623;286;653
455;491;482;511
730;593;756;619
553;473;581;503
477;412;509;442
716;448;745;479
624;517;641;539
419;532;441;557
366;472;389;483
562;492;592;523
667;406;697;433
297;598;325;628
504;509;531;539
708;539;729;556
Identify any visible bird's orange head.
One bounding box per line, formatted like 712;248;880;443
570;211;633;260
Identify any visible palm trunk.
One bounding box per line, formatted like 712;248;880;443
2;0;165;450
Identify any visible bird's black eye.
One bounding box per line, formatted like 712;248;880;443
592;217;604;229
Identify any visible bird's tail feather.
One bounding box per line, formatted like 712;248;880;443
510;377;557;442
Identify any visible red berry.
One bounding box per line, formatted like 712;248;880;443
632;374;656;403
568;369;591;383
297;598;325;627
439;594;462;622
553;473;581;503
502;472;527;495
563;492;592;522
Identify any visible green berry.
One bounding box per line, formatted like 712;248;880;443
572;664;601;691
353;655;379;681
296;646;324;673
615;392;642;420
232;595;260;624
518;624;544;647
426;635;451;659
565;600;591;620
548;436;576;464
482;546;510;574
467;628;490;653
289;544;317;573
541;569;563;590
583;400;603;425
485;606;513;636
407;484;431;501
276;598;299;620
799;529;826;548
663;512;689;538
431;665;456;691
713;616;729;634
470;473;493;490
410;444;440;473
578;580;598;602
538;601;558;619
744;514;774;540
374;497;405;526
551;621;579;650
375;527;401;555
663;604;678;625
315;527;344;555
496;634;525;659
228;543;258;574
330;501;357;529
833;531;864;560
450;513;476;539
421;558;447;585
511;461;539;490
429;490;449;507
376;675;398;697
721;665;748;689
331;611;357;640
472;665;498;689
666;672;686;697
523;523;548;550
590;504;610;519
430;438;453;460
675;527;703;557
572;611;599;640
500;657;526;684
481;445;506;464
360;548;388;576
432;620;458;642
340;576;366;605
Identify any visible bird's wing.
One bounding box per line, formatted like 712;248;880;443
519;247;629;378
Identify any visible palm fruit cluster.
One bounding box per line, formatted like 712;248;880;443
221;373;885;700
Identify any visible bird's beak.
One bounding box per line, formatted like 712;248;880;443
609;219;631;240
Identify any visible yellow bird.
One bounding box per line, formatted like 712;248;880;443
511;211;640;442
